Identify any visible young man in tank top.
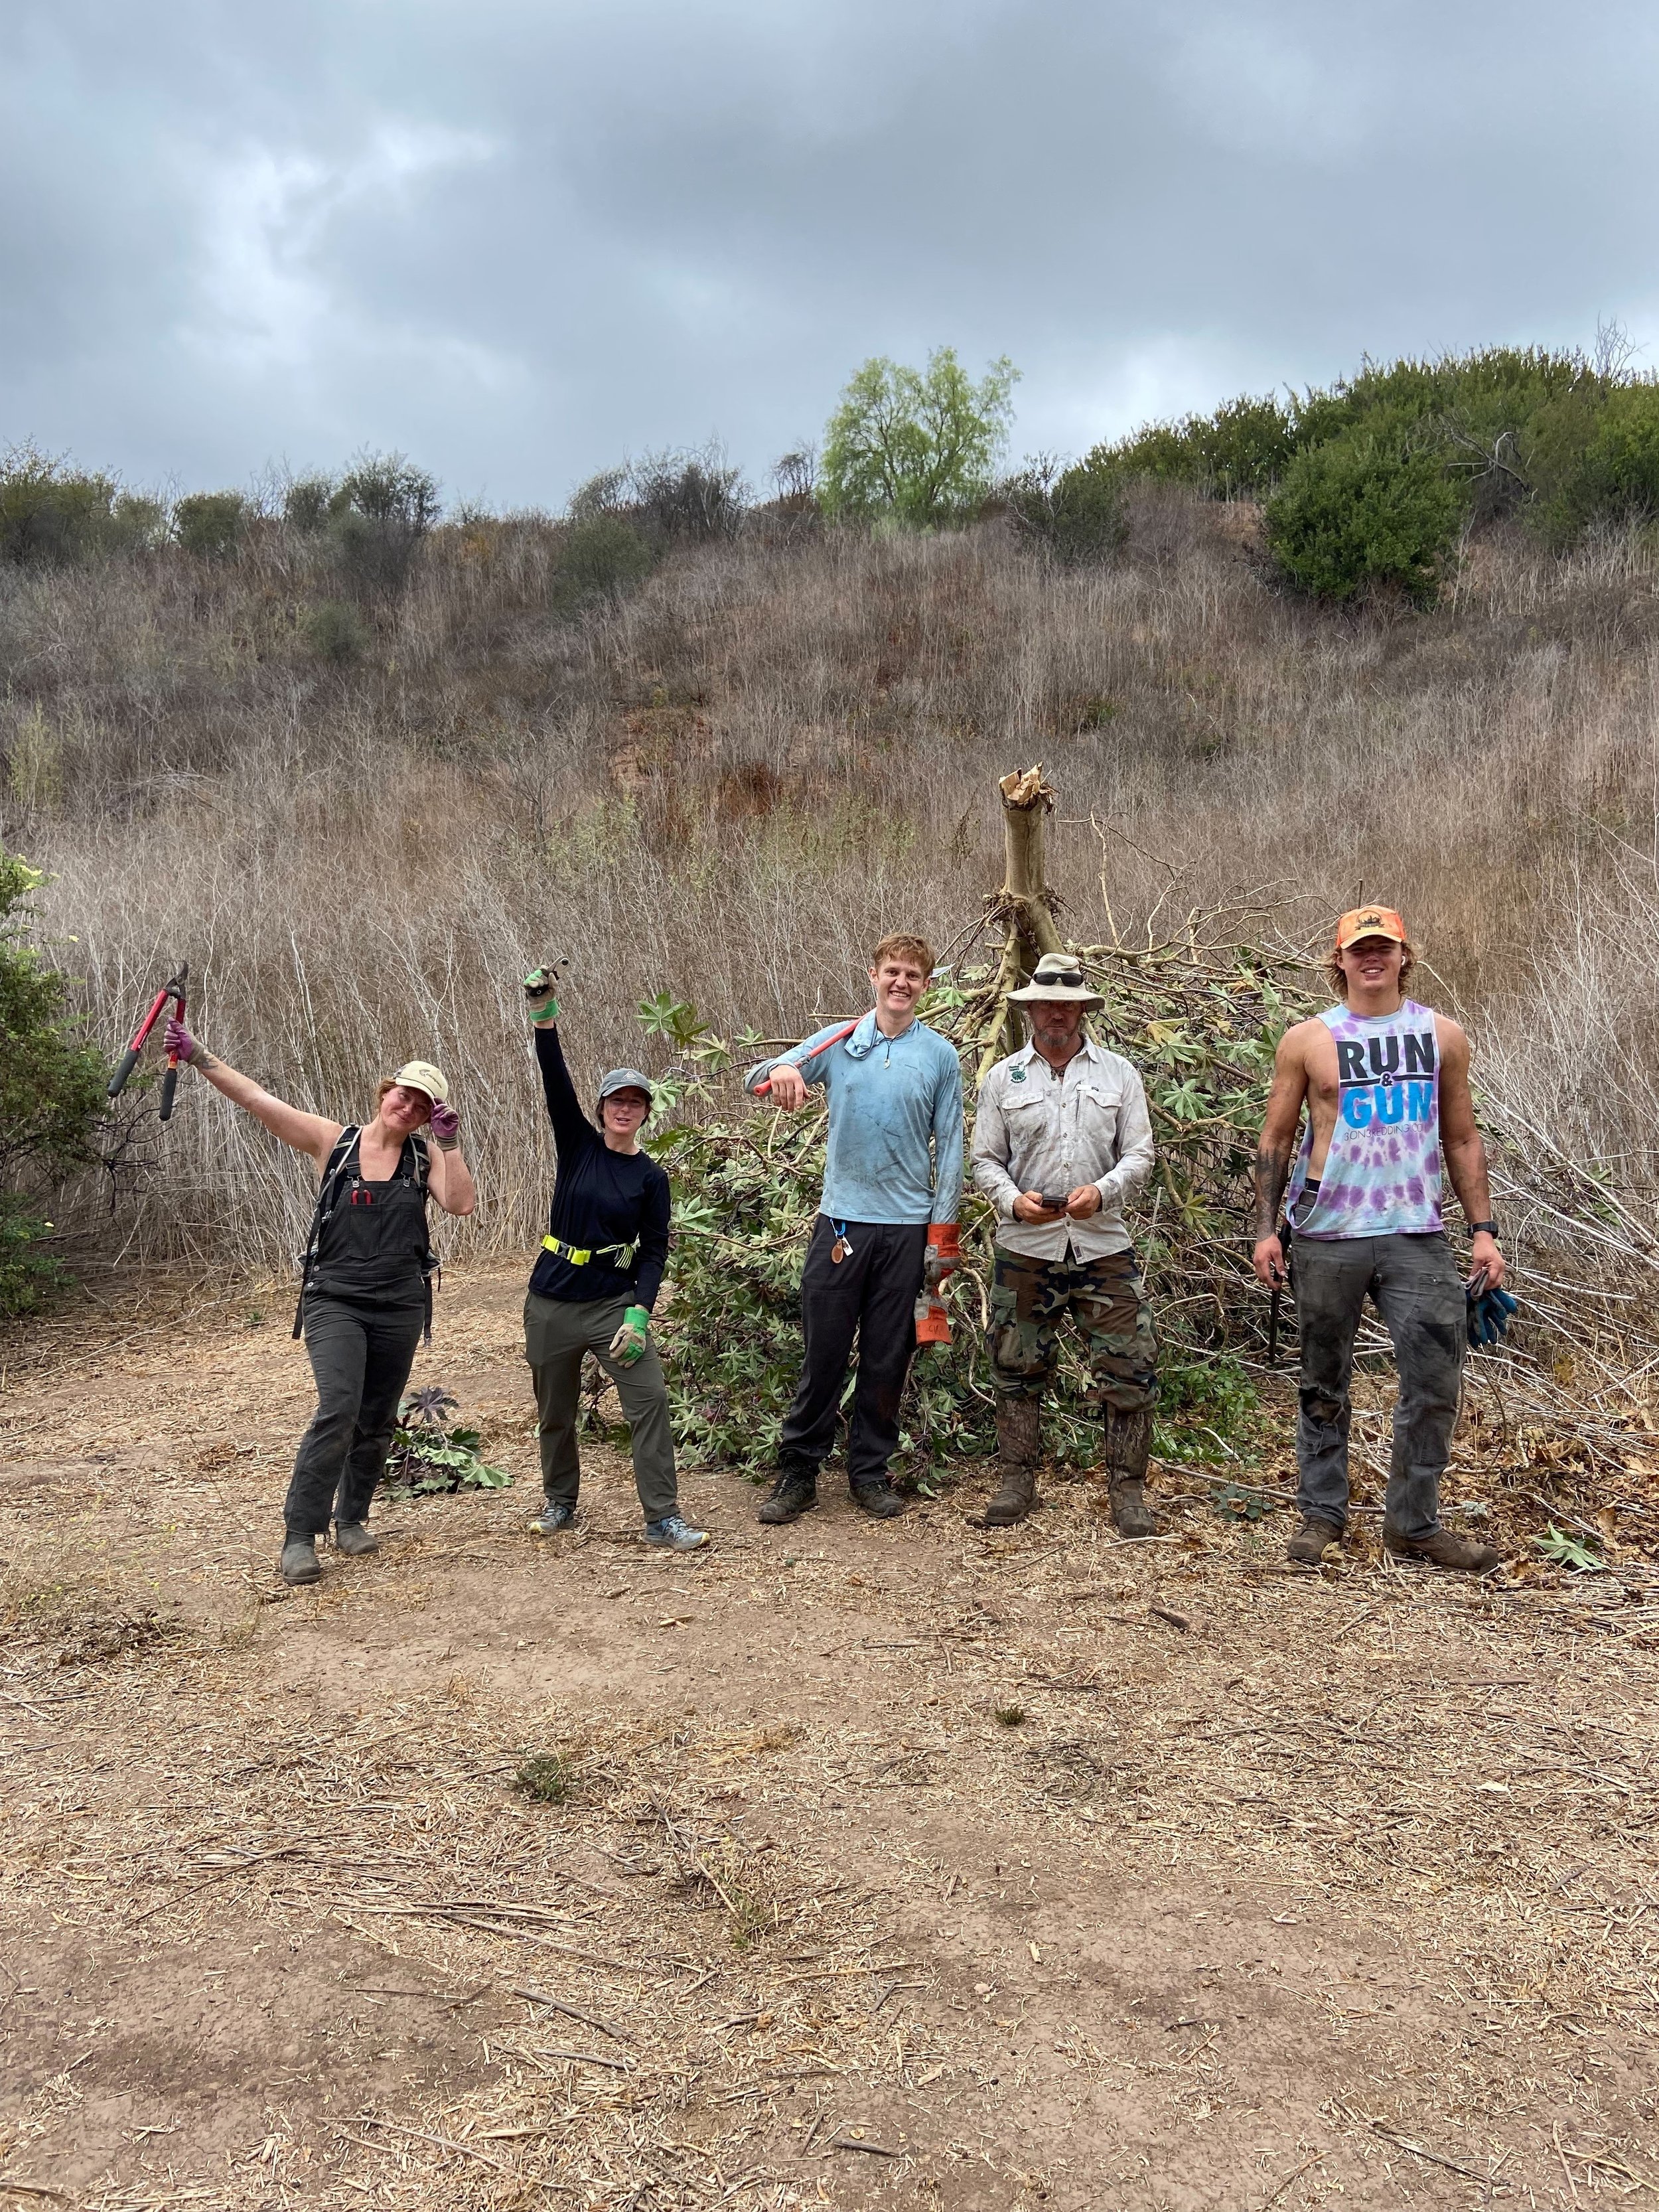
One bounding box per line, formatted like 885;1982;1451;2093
1251;909;1505;1572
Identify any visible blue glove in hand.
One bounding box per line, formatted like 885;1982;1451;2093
1466;1282;1518;1350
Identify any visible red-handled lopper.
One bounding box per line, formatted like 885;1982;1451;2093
108;964;189;1123
744;1019;861;1098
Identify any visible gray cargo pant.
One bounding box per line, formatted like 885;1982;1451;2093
524;1291;679;1524
1290;1230;1465;1541
285;1293;425;1537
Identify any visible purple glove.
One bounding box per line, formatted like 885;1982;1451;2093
164;1015;198;1064
429;1100;461;1151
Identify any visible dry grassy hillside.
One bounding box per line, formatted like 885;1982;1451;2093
6;488;1659;1275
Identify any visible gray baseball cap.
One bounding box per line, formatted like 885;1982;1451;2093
597;1066;656;1114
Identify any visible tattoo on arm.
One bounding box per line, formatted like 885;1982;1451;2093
1254;1145;1291;1238
195;1049;219;1072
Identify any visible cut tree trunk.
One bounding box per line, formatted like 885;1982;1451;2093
994;765;1066;1059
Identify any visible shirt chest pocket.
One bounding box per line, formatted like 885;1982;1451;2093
1074;1082;1121;1158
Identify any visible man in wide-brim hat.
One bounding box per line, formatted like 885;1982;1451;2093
970;951;1159;1531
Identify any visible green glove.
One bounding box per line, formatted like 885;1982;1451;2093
608;1305;650;1366
524;966;560;1023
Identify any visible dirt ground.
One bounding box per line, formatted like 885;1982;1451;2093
2;1266;1657;2211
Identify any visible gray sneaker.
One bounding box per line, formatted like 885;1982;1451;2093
644;1514;710;1552
530;1502;576;1536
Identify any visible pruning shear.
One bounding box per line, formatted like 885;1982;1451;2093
108;963;189;1124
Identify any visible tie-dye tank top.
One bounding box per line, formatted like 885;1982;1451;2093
1285;1001;1443;1240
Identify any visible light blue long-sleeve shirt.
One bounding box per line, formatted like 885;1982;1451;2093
766;1012;964;1226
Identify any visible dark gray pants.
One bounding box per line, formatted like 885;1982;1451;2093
524;1291;679;1523
285;1293;425;1536
1291;1230;1464;1541
778;1216;928;1489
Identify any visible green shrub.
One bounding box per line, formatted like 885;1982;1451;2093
0;449;121;565
327;452;441;595
1265;428;1467;606
1005;454;1126;564
174;490;248;559
303;601;369;665
0;851;108;1317
284;475;335;532
1530;384;1659;546
1106;394;1296;498
557;515;655;601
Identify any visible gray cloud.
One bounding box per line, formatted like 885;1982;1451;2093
2;0;1656;506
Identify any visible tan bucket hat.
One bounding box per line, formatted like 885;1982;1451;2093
1008;952;1104;1009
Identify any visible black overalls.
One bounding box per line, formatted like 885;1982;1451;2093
285;1132;432;1538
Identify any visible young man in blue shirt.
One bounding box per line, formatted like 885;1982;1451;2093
748;933;964;1523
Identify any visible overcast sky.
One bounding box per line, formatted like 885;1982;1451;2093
3;0;1657;511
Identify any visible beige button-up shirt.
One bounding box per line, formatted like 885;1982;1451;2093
972;1036;1155;1260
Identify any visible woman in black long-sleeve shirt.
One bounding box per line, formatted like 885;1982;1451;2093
520;968;707;1551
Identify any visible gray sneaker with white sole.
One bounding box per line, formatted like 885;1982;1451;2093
644;1514;709;1552
530;1502;577;1536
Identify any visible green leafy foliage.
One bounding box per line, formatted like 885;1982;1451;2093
1265;429;1467;607
557;515;656;603
513;1751;573;1804
647;942;1306;1489
328;451;441;595
173;490;249;559
303;600;369;666
821;348;1019;527
383;1385;512;1498
0;447;164;566
0;851;108;1316
1004;454;1126;565
1532;1523;1605;1572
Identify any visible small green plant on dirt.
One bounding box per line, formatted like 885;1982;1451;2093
994;1704;1027;1727
513;1751;573;1804
1532;1524;1605;1571
384;1386;511;1498
698;1837;773;1952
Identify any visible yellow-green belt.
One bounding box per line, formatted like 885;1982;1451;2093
541;1233;639;1267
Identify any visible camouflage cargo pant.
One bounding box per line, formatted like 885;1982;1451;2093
988;1247;1159;1412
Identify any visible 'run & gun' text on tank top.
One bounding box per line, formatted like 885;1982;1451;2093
1285;1000;1443;1240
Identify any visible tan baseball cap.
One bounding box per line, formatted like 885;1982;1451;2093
390;1059;450;1105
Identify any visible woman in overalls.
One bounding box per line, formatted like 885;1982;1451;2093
165;1019;476;1585
520;968;707;1550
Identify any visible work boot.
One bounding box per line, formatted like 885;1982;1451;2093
758;1463;818;1525
644;1513;710;1552
1287;1516;1343;1565
529;1501;576;1536
279;1533;322;1587
334;1520;378;1556
1104;1407;1157;1538
1382;1523;1500;1573
851;1481;906;1518
985;1398;1041;1526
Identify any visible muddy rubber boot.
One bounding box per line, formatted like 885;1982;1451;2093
334;1520;378;1557
279;1533;322;1587
1104;1407;1157;1538
985;1398;1041;1526
1287;1516;1343;1564
758;1462;819;1525
1382;1523;1500;1573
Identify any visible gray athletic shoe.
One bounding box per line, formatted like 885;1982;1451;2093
279;1534;322;1586
530;1501;576;1536
334;1520;379;1556
644;1514;710;1552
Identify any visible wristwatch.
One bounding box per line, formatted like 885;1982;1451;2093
1467;1220;1498;1236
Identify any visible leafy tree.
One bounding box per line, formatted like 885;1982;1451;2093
328;451;441;594
174;490;249;559
1265;427;1467;607
0;853;108;1315
820;348;1019;526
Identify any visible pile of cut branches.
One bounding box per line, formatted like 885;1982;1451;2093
644;768;1659;1498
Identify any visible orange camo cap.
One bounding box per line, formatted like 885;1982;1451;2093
1334;905;1407;952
